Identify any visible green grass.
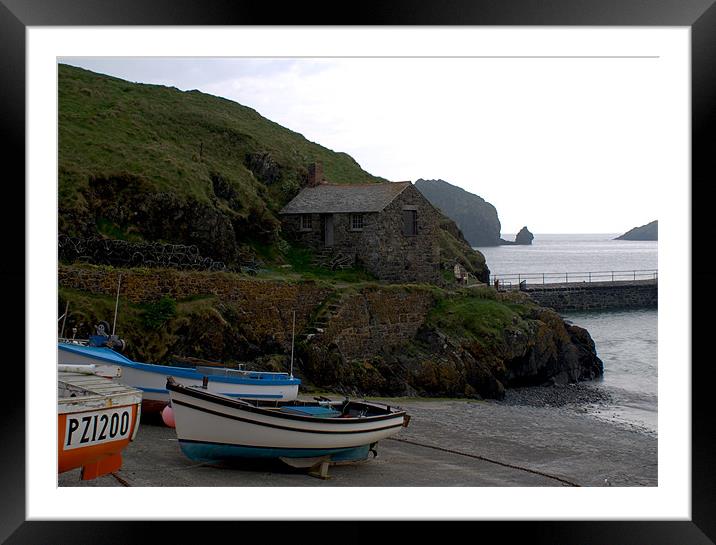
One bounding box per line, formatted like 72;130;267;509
427;289;530;341
58;63;489;286
264;245;376;284
140;296;177;330
437;227;486;276
59;64;385;236
96;217;144;241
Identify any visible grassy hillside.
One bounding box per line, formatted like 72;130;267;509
58;64;488;281
59;64;384;260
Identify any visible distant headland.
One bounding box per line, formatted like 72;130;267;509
615;220;658;241
414;178;502;246
414;178;534;247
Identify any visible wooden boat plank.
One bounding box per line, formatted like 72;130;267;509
59;373;143;414
59;395;142;413
59;373;141;395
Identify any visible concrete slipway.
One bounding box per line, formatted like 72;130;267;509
59;394;656;488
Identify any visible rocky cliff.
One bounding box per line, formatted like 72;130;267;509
59;264;602;400
414;179;502;247
615;220;658;241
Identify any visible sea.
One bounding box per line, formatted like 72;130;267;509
476;233;658;435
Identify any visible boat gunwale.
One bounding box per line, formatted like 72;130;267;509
167;380;407;425
171;398;406;435
58;344;301;386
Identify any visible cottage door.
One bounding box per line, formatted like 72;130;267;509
324;214;334;246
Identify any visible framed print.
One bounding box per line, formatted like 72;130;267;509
5;0;715;543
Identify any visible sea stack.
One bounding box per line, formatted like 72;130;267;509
514;226;534;245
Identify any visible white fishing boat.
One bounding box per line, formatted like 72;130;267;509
166;377;410;474
58;342;301;412
58;369;142;480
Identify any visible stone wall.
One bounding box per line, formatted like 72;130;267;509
282;212;328;248
321;288;436;359
58;265;332;348
58;265;434;353
359;184;440;283
524;280;658;312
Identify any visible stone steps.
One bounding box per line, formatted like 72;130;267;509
299;295;346;344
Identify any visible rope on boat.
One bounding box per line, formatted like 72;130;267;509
386;437;581;487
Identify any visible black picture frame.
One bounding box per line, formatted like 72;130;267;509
4;0;714;543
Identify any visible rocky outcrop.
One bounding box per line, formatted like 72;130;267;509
244;151;281;185
83;174;246;263
414;179;502;247
615;220;657;241
501;226;534;246
515;226;534;245
499;306;603;386
59;265;602;401
299;288;602;399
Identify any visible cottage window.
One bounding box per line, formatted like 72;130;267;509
300;214;313;231
403;209;418;236
351;213;364;231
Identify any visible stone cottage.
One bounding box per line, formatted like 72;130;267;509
280;164;441;283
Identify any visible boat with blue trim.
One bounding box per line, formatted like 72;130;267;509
58;339;301;412
166;377;410;473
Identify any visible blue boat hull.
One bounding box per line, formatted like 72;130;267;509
179;440;371;463
58;343;300;409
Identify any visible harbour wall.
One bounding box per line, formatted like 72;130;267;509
522;280;657;312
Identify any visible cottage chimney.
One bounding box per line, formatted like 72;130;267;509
307;162;324;187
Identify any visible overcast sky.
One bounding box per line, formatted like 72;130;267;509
60;57;667;234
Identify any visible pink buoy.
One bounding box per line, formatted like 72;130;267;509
161;404;176;428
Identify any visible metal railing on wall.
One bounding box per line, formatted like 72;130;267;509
491;269;658;290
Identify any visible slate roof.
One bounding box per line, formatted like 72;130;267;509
280;182;411;214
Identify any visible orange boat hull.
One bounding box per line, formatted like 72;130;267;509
58;403;140;480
